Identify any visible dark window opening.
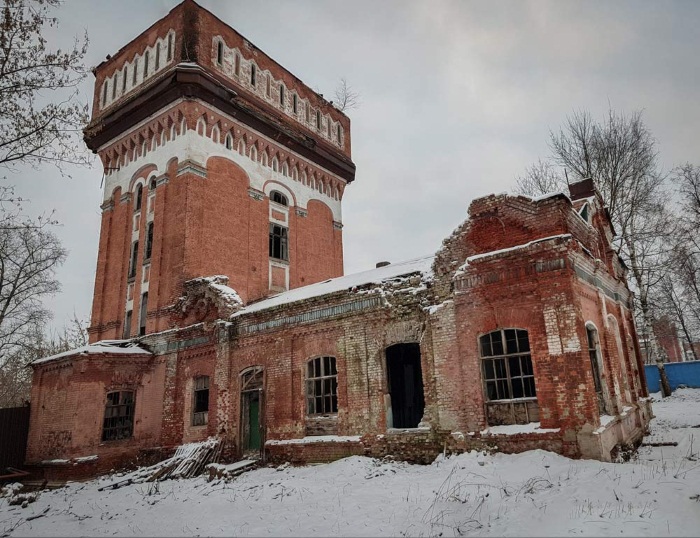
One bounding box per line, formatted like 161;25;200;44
250;63;256;86
337;124;342;144
167;34;173;62
102;391;135;441
143;51;149;78
149;177;156;190
279;84;285;106
234;52;240;76
139;292;148;336
270;190;288;206
292;93;298;114
266;73;271;97
192;376;210;426
122;68;127;93
103;81;108;105
133;59;138;85
135;185;143;211
386;343;425;428
269;223;288;261
112;75;117;100
128;240;139;279
216;40;223;65
144;222;154;261
155;44;160;70
123;310;132;339
316;110;321;130
306;357;338;415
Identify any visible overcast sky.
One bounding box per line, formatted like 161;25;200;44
9;0;700;334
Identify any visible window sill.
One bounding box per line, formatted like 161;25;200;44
127;276;136;283
485;397;537;404
269;257;289;265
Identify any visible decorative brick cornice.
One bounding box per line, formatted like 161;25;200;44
176;159;207;178
119;192;132;204
100;199;115;212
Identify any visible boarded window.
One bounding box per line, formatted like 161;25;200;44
306;357;338;415
192;376;209;426
269;223;288;261
102;391;135;441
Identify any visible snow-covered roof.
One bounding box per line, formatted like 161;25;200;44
32;340;151;366
233;255;434;317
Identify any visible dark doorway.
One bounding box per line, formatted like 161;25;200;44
386;343;425;428
240;367;264;457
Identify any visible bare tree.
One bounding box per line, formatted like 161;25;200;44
0;0;90;173
515;108;674;395
514;159;566;196
333;78;360;112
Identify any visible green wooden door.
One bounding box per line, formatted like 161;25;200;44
247;394;261;451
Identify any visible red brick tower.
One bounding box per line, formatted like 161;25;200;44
84;0;355;342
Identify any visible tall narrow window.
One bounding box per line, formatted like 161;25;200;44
102;391;135;441
305;102;310;122
234;52;240;76
112;75;117;100
143;50;149;78
135;185;143;211
279;84;285;106
122;68;127;93
192;376;210;426
586;325;606;415
149;177;157;191
269;223;288;261
336;124;342;144
266;73;271;97
327;118;331;138
123;310;132;339
216;40;223;65
167;33;173;62
250;63;257;87
225;133;233;149
306;357;338;415
139;292;148;336
316;110;321;131
292;93;298;114
481;329;538;425
102;81;108;106
270;191;288;206
155;43;160;70
144;222;154;261
133;58;138;85
128;241;139;279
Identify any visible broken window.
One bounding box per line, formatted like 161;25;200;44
128;240;139;279
306;356;338;415
123;310;132;339
586;325;607;415
269;223;288;261
192;376;209;426
139;292;148;336
386;343;425;428
481;329;538;425
144;222;154;261
102;391;135;441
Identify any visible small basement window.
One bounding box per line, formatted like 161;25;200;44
306;356;338;415
102;391;135;441
192;376;210;426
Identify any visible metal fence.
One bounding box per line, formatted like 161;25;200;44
0;405;30;471
644;361;700;393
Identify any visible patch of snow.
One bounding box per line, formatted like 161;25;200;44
266;435;362;446
31;340;151;365
519;190;571;203
39;459;70;465
480;422;560;435
463;234;572;267
73;455;99;464
234;256;434;317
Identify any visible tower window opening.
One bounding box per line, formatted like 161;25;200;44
133;57;138;85
122;68;127;93
279;84;285;106
266;73;271;98
143;50;149;78
155;43;160;70
139;292;148;336
128;240;139;280
250;63;257;87
102;81;108;106
216;40;223;65
144;221;154;261
135;185;143;211
112;74;117;100
292;93;298;114
337;124;342;144
270;191;288;206
234;52;240;76
123;310;132;339
269;223;288;261
316;110;321;130
167;33;173;62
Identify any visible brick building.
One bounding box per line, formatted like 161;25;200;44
26;0;651;479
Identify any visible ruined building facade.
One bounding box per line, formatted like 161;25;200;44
26;1;651;480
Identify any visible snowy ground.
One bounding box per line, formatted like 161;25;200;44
2;390;700;537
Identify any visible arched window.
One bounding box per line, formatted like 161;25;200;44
306;357;338;415
167;33;173;62
481;329;537;425
112;74;117;100
102;390;135;441
260;151;268;167
234;51;241;76
102;81;108;106
292;93;298;114
266;73;271;97
160;129;166;146
301;171;307;185
586;324;607;414
216;40;224;65
143;50;149;78
122;67;127;93
141;139;147;157
327;118;331;138
282;162;289;177
291;166;298;181
144;221;154;260
170;122;176;140
134;184;143;211
225;133;233;150
155;42;160;70
249;145;258;162
133;57;138;85
316;109;322;131
196;116;206;136
149;177;157;190
279;84;285;107
237;138;246;154
336;124;342;144
271;156;278;172
270;190;288;206
211;125;220;143
180;116;187;135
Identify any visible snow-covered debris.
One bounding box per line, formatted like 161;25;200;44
234;255;434;317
